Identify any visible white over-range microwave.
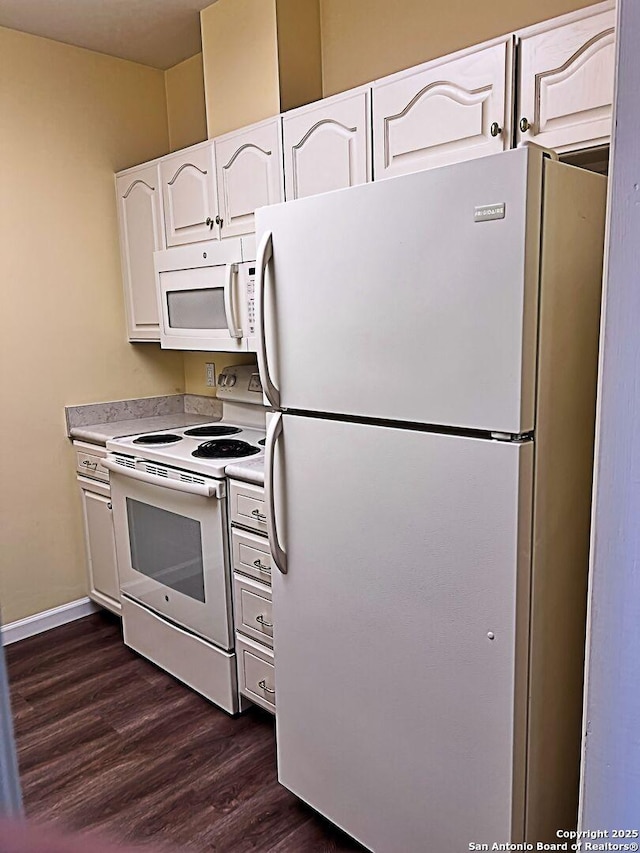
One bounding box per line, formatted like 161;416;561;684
154;236;257;351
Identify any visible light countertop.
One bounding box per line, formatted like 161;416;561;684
225;455;265;486
70;413;216;446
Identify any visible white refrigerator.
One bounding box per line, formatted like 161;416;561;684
255;147;606;852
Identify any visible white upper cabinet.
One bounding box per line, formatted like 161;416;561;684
516;2;616;153
116;163;164;341
214;117;283;239
372;37;513;180
160;142;219;247
282;88;372;201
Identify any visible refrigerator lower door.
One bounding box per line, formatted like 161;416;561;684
272;414;533;852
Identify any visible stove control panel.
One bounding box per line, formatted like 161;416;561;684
217;364;263;403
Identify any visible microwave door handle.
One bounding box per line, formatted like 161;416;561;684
256;231;280;409
224;263;242;339
265;411;287;574
101;459;224;499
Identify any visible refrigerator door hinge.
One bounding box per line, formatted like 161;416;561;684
491;431;533;443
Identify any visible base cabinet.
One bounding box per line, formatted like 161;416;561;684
75;441;120;615
230;479;275;714
78;476;120;614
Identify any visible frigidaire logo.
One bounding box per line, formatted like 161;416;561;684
474;203;506;222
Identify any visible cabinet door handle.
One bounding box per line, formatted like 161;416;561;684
490;122;502;137
258;679;275;695
205;216;213;228
519;117;531;133
107;502;112;510
215;215;223;226
256;614;273;629
253;559;271;573
251;508;266;522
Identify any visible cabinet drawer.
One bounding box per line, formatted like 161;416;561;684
74;440;109;483
236;633;275;713
234;574;273;648
231;528;271;584
229;480;267;533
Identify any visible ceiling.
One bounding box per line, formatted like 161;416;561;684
0;0;217;70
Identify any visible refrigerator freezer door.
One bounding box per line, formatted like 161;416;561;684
272;414;533;852
255;146;543;434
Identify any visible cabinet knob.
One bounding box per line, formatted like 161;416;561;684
205;217;213;227
490;122;502;138
107;502;112;510
215;215;223;226
519;117;531;133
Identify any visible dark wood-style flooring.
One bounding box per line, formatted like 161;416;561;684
5;612;365;852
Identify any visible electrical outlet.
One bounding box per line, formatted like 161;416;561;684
206;363;216;387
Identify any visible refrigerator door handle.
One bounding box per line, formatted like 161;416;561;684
265;411;287;574
256;231;281;408
224;262;242;339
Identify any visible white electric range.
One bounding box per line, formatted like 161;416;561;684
104;364;266;714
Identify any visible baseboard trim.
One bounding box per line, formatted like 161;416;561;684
1;598;99;646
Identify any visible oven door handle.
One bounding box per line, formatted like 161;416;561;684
224;262;242;339
265;411;287;574
102;459;225;499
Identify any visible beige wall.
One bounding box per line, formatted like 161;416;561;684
201;0;280;137
165;53;207;152
0;27;185;624
319;0;603;96
275;0;323;112
183;353;257;396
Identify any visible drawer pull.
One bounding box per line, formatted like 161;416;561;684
253;559;271;573
82;460;98;469
256;614;273;629
251;509;266;522
258;679;275;695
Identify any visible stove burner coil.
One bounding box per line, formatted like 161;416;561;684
132;434;182;445
192;439;261;459
183;425;242;437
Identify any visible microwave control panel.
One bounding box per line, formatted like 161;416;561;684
246;266;256;336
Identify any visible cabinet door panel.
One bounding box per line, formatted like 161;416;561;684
215;118;283;239
116;164;163;341
373;38;512;179
160;145;218;247
517;7;615;152
80;482;120;612
283;90;371;200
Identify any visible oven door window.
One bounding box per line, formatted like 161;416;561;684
126;498;205;602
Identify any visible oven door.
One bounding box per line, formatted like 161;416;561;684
107;462;232;649
158;262;249;352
